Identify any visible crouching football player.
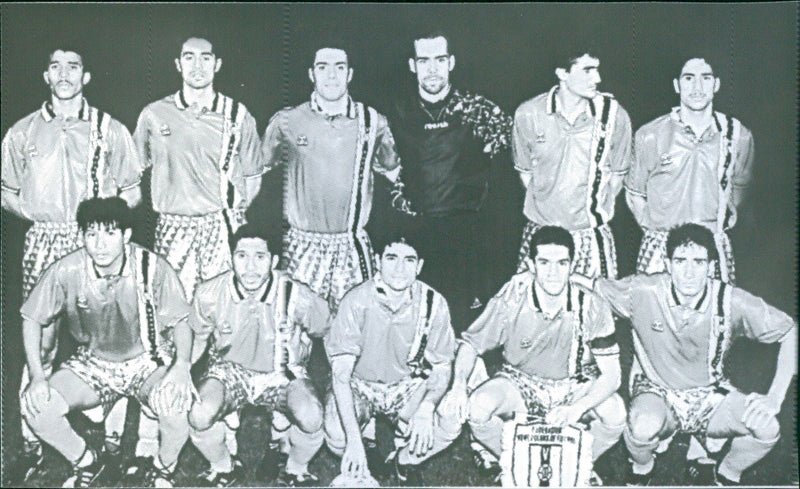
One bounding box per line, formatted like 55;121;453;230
324;238;461;486
440;226;626;485
572;223;797;485
186;225;327;486
20;197;194;488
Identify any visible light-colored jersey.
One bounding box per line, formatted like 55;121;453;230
595;273;794;390
1;99;142;222
134;91;263;216
261;95;400;233
513;87;632;231
21;243;190;362
324;276;456;384
461;272;618;380
625;108;754;231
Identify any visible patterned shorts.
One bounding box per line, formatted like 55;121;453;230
497;365;597;419
517;221;617;279
350;376;426;423
636;228;736;284
631;374;730;434
61;345;174;417
284;227;375;310
22;221;83;299
155;211;232;300
203;360;292;416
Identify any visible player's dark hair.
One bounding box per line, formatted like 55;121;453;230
665;223;719;262
229;223;273;255
310;36;352;66
554;42;600;71
76;197;132;233
380;235;419;257
528;226;575;262
46;47;87;71
178;35;216;57
672;50;723;79
411;29;451;57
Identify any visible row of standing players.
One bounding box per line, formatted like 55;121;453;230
2;32;794;487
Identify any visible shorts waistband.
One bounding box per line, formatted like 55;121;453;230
31;221;80;232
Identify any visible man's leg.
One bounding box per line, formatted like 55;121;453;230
22;368;105;481
322;388;370;458
467;376;527;459
586;393;626;461
283;379;324;477
624;392;679;478
189;378;236;474
706;390;780;484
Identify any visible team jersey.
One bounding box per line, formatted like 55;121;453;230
324;275;456;384
260;94;400;233
388;88;512;216
21;243;190;362
134;91;263;216
513;87;632;231
1;99;142;222
625;108;754;231
461;272;618;380
594;273;794;390
190;270;327;373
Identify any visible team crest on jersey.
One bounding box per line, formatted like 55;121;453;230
651;320;664;332
535;131;546;143
659;153;673;165
219;320;232;334
520;337;533;349
27;145;38;158
160;124;171;136
296;135;308;146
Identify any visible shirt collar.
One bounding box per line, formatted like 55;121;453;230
310;91;357;119
174;89;222;113
668;281;710;312
229;271;275;304
669;107;721;139
373;273;415;312
545;86;595;120
530;277;573;317
40;98;91;122
86;244;132;280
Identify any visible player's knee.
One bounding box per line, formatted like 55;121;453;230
23;390;70;431
627;408;666;442
436;411;463;442
596;394;627;427
188;402;220;432
467;390;495;425
292;401;324;434
323;406;346;456
750;415;780;441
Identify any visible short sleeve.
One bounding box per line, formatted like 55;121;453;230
460;280;518;354
371;115;401;175
593;274;640;320
625;126;655;200
324;291;364;359
20;260;67;326
154;257;191;334
238;107;264;178
512;104;536;173
1;122;27;195
731;287;795;344
732;126;754;189
290;282;330;337
463;93;512;157
585;294;618;356
189;285;216;335
132;107;153;169
608;106;633;175
261;110;288;173
423;295;456;366
106;118;144;192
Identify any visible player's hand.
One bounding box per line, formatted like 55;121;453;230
439;384;469;424
406;401;435;456
545;404;584;427
22;377;51;418
341;439;370;479
742;393;779;433
154;362;198;415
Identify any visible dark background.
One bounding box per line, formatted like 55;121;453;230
1;3;796;486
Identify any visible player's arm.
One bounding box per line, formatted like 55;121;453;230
1;129;29;219
107;120;143;208
624;129;651;227
731;128;755;209
260;110;289;176
512;106;535;189
467;93;513;157
766;325;798;408
239;110;265;208
571;273;635;320
605;108;633;201
330;354;369;478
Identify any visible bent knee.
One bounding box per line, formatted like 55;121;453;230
628;408;669;442
595;394;627;426
467;390;496;425
23;390;69;429
750;416;780;441
188;403;220;432
291;400;324;434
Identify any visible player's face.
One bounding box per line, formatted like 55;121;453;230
674;58;719;112
232;238;272;291
175;38;221;90
532;244;572;296
309;48;352;102
43;50;90;101
666;242;713;298
380;242;423;292
410;37;454;96
84;223;130;269
558;54;601;100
